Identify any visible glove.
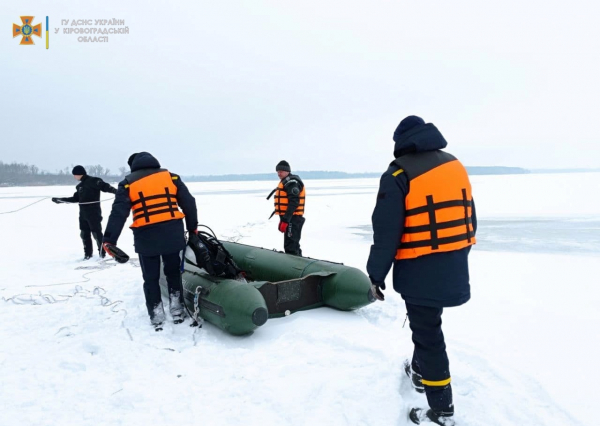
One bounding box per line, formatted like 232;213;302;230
51;197;63;204
278;221;288;233
188;231;200;246
187;230;201;249
370;280;385;302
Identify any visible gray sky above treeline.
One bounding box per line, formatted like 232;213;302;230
2;1;598;175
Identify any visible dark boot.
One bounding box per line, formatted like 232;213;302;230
172;311;185;324
409;408;455;425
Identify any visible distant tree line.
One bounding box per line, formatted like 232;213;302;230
183;171;383;182
465;166;530;175
0;160;544;187
0;161;126;186
184;167;531;182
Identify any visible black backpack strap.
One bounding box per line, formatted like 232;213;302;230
266;187;278;200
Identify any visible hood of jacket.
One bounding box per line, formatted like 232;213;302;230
130;152;161;172
393;123;448;158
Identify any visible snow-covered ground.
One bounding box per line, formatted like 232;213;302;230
1;172;598;426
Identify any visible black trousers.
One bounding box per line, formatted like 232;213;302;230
139;252;184;322
284;215;305;256
79;215;103;257
406;302;453;414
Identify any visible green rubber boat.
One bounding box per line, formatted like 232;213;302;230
160;241;374;335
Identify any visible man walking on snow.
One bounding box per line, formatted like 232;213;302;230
102;152;198;331
367;116;477;425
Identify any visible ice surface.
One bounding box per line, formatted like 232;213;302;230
1;173;598;425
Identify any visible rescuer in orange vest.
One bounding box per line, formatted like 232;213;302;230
102;152;198;331
267;160;306;256
366;116;477;426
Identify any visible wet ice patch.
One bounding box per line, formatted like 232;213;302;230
352;217;600;255
475;218;600;254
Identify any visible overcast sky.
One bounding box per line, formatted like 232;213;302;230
1;1;599;175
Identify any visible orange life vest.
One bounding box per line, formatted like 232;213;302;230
125;169;185;228
394;151;476;260
267;175;306;218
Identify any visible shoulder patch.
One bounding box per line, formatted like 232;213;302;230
392;168;404;177
172;176;179;180
124;184;130;189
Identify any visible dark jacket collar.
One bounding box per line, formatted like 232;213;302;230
77;175;89;185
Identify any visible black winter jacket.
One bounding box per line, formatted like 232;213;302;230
103;152;198;256
366;124;477;308
61;175;117;218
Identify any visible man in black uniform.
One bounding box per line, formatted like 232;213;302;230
367;116;477;426
102;152;198;330
52;165;118;260
268;160;306;256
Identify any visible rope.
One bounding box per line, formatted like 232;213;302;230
0;197;50;214
62;197;115;205
0;196;115;215
3;279;133;341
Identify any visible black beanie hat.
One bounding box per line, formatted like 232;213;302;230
276;160;291;172
72;165;86;175
393;115;425;142
127;153;138;168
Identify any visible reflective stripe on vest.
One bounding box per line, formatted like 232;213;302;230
396;155;475;260
128;170;185;228
274;182;306;216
